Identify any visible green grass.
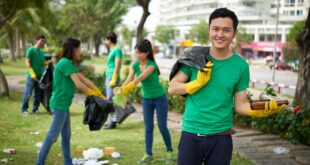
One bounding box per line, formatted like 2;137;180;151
0;57;27;76
0;93;252;165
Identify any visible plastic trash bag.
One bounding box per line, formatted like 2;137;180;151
39;63;54;112
115;101;136;124
84;96;114;131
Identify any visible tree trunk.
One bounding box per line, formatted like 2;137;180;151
16;28;21;58
136;0;151;43
294;9;310;109
21;32;27;57
0;50;3;63
94;34;101;56
5;25;16;61
0;68;9;97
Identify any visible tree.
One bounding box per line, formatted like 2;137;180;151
283;21;305;66
294;10;310;109
187;20;209;45
136;0;151;43
0;0;48;97
153;24;175;44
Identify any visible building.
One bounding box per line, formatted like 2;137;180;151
159;0;309;58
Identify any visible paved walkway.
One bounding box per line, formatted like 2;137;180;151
6;75;310;165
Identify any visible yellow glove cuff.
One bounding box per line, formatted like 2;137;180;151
109;73;118;87
29;68;37;80
83;90;97;97
185;80;203;95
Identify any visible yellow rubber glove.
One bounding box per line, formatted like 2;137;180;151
185;61;213;94
109;73;118;88
43;60;52;67
121;82;136;95
29;68;38;81
93;87;105;99
246;99;287;117
83;89;97;97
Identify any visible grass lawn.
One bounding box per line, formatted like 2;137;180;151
0;58;27;76
0;92;253;165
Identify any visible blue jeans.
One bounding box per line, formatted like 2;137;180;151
142;95;172;155
36;110;72;165
21;76;42;112
177;132;232;165
105;77;120;122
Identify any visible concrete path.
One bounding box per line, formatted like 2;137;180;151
6;75;310;165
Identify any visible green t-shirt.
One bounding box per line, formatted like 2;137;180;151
49;58;78;111
180;53;250;134
132;60;165;99
106;46;122;78
26;47;45;78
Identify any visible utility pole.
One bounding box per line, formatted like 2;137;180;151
272;0;280;82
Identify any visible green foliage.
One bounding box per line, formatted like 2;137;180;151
235;107;310;145
187;20;209;45
282;45;300;64
120;25;135;46
153;24;175;44
236;27;252;48
264;84;277;96
287;21;306;45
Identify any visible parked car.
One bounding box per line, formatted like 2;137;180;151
269;62;292;71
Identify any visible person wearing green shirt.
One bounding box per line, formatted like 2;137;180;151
21;35;47;116
36;38;104;165
168;8;287;165
121;39;173;164
104;32;123;129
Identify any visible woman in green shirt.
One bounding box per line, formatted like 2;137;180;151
36;38;104;165
121;39;173;163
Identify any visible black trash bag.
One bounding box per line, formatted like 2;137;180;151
39;63;54;113
115;101;136;124
84;96;114;131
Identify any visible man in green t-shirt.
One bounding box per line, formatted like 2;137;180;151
21;35;47;116
104;32;123;129
168;8;286;165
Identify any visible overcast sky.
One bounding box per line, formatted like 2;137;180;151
122;0;161;30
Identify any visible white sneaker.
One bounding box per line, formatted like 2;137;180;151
21;111;28;116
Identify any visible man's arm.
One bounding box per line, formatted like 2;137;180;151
168;71;189;96
234;90;250;115
114;58;122;75
26;58;31;68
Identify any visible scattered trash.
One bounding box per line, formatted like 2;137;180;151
2;148;16;154
112;164;118;165
83;148;103;160
0;158;8;163
75;146;84;154
35;142;43;148
72;158;85;165
104;147;114;156
84;160;101;165
98;160;109;164
111;152;121;159
30;131;40;135
273;146;290;154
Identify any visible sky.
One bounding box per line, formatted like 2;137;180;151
122;0;161;31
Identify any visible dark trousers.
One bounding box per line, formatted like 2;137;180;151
177;131;232;165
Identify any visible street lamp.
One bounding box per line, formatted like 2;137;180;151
272;0;280;82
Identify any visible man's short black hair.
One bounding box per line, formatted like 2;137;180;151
106;32;117;44
209;8;239;31
36;35;45;41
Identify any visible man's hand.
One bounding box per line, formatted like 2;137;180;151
29;68;38;81
109;73;118;88
185;61;213;94
246;99;286;117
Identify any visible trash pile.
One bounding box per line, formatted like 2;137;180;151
72;146;121;165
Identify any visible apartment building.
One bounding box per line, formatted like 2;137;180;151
159;0;309;58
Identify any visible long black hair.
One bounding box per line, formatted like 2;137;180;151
135;39;160;75
62;38;81;60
